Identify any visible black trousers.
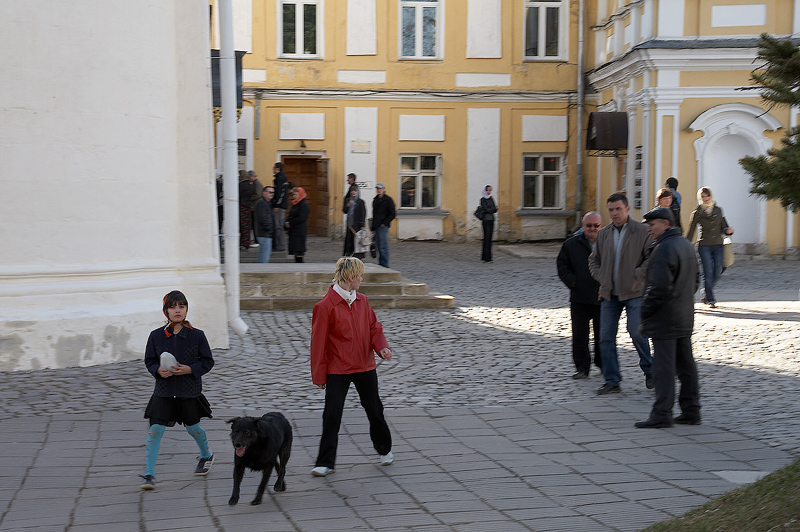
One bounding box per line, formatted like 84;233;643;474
650;337;701;421
481;219;494;261
343;227;356;256
570;302;601;374
315;370;392;468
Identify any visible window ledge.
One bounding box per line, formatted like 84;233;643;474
397;208;450;217
516;209;574;217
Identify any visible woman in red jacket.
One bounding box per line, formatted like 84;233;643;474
309;257;394;477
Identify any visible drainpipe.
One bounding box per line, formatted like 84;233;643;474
571;0;586;233
220;0;248;337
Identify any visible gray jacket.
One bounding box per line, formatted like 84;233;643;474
588;217;653;301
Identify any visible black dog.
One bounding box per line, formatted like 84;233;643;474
227;412;292;506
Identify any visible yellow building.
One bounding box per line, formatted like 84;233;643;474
214;0;800;254
588;0;800;255
213;0;596;242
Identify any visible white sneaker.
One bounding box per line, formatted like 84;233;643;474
379;451;394;466
311;466;334;477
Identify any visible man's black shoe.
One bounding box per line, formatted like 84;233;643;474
635;417;674;429
645;374;654;389
675;414;702;425
596;383;620;395
572;371;589;379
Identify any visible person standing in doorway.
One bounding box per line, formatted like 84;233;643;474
635;207;701;428
272;162;289;252
556;212;603;379
479;185;497;263
371;182;396;268
254;186;275;263
588;193;654;395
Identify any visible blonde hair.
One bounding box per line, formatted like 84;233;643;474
333;256;365;285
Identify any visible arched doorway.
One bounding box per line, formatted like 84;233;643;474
704;134;761;243
689;104;781;245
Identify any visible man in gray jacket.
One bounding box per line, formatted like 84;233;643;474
589;193;654;394
635;207;701;428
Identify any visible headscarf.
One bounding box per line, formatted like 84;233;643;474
292;186;307;205
482;184;492;199
697;187;715;214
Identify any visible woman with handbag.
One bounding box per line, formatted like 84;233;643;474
343;184;366;257
686;187;734;308
479;184;498;263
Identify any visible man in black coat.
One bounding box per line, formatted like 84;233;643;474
556;212;603;379
371;183;396;268
635;207;701;429
272;162;289;252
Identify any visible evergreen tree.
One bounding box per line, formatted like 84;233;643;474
740;33;800;212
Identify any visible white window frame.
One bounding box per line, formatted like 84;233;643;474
521;153;565;209
398;0;443;60
398;154;442;209
523;0;567;61
277;0;324;59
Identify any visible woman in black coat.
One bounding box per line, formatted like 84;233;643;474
285;187;310;263
343;184;366;257
479;184;498;262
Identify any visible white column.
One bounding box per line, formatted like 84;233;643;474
657;0;684;37
347;0;377;55
467;108;501;240
466;0;502;58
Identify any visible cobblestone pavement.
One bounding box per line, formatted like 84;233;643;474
1;237;799;531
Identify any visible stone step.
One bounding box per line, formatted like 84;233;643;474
241;293;455;310
222;263;454;310
242;280;429;298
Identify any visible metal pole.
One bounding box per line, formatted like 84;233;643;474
572;0;586;232
220;0;248;337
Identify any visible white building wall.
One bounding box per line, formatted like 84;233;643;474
0;1;227;371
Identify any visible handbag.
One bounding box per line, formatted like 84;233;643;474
722;236;735;267
474;205;485;220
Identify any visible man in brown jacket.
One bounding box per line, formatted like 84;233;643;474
589;193;654;394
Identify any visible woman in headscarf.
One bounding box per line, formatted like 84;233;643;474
686;187;734;308
285;186;310;263
342;184;366;257
479;184;498;263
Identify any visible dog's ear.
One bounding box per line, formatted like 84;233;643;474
226;417;239;425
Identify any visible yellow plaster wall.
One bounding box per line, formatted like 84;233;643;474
693;0;793;37
681;70;753;88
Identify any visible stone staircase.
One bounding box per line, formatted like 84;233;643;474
226;263;455;310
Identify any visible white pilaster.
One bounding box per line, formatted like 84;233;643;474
347;0;377;55
466;0;502;58
467;108;501;239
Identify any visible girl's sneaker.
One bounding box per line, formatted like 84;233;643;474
194;455;214;476
140;475;155;490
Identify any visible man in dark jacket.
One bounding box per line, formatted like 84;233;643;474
254;186;275;263
635;207;701;429
371;182;396;268
557;212;603;379
272;162;289;252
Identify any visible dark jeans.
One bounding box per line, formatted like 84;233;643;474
344;227;356;256
571;302;601;374
698;244;723;304
650;337;701;421
315;370;392;469
481;219;494;262
599;295;652;385
374;226;390;267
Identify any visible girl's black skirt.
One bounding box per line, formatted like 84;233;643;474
144;394;212;427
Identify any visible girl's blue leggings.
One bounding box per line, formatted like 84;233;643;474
144;423;212;477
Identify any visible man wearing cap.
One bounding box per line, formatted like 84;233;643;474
635;207;701;428
371;183;396;268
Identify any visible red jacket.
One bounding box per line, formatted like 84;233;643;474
310;286;390;386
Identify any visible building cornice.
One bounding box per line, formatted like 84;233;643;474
242;87;578;104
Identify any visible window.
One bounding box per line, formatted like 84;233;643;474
400;0;440;59
524;0;564;60
399;155;440;209
522;155;563;208
279;0;321;58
